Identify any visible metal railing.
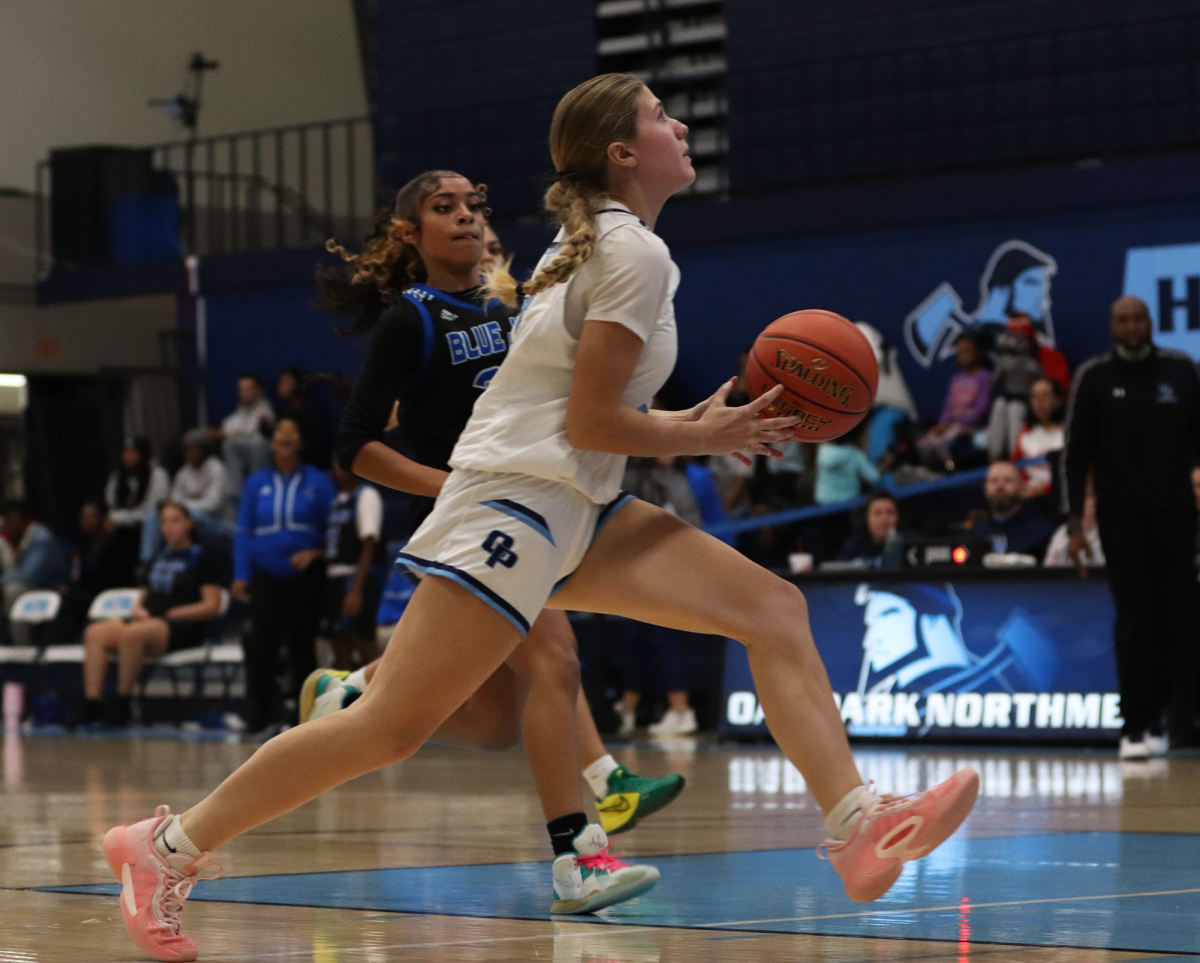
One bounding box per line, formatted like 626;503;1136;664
36;116;375;275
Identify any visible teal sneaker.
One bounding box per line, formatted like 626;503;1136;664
596;766;685;835
550;823;659;914
298;669;352;724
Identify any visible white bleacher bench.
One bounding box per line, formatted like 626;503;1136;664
10;590;62;625
87;588;141;621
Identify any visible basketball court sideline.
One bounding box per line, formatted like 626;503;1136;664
2;733;1198;962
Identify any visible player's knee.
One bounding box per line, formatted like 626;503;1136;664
741;578;810;650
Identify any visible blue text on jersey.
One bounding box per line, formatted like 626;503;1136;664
446;321;508;365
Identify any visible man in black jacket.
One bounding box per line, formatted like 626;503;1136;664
1063;295;1200;758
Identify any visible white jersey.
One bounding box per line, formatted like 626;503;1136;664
450;202;679;504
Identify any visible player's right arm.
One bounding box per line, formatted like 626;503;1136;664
566;320;795;458
335;306;448;498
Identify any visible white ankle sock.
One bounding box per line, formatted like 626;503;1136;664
154;815;202;859
345;668;369;691
824;785;878;840
582;754;621;800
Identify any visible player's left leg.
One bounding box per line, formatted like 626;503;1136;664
550;498;978;902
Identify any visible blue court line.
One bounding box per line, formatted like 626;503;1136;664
39;833;1200;954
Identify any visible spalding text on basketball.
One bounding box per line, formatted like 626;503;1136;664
771;348;854;407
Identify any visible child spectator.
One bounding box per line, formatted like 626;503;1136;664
78;501;225;727
815;421;880;505
1011;376;1065;497
105;438;170;564
986;317;1044;460
917;333;993;470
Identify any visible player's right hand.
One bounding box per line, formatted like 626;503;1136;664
695;381;799;458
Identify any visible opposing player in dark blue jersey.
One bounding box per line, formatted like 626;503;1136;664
306;170;680;905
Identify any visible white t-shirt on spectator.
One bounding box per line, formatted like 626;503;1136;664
171;456;228;517
451;202;679;505
222;398;274;439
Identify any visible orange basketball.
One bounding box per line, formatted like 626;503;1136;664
746;309;878;442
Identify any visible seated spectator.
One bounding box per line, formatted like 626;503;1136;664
959;461;1056;558
1;500;69;645
1045;481;1104;568
986;317;1043;460
815;421;880;505
709;452;753;518
1011;376;1065;498
211;374;274;501
52;502;137;646
1011;313;1070;396
105;437;170;564
917;333;992;470
142;429;234;560
322;461;385;670
837;492;903;569
278;367;330;469
78;501;225;727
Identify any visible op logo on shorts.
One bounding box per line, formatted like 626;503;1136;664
482;530;518;568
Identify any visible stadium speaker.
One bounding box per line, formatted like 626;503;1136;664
49;147;169;270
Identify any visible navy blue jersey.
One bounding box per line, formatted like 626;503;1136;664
336;284;517;476
143;543;222;617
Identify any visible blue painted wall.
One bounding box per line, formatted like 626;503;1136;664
203;286;365;429
669;202;1200;418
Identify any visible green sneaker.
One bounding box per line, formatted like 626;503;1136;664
596;765;685;835
298;669;350;724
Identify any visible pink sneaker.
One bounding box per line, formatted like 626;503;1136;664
820;768;979;902
102;806;220;962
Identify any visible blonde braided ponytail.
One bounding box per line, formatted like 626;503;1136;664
488;74;644;307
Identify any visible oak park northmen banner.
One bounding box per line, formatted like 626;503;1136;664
720;577;1122;741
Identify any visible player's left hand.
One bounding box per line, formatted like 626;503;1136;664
342;588;363;618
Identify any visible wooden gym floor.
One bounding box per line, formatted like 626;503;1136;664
2;730;1199;961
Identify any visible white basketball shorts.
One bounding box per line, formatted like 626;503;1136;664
396;468;633;635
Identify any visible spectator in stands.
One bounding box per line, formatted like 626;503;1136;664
277;367;330;469
1011;376;1064;498
1011;313;1070;396
211;374;274;501
78;500;225;727
141;429;232;561
1;500;68;645
1045;480;1103;569
917;333;992;470
815;421;881;505
986;317;1043;460
1064;294;1200;756
837;492;903;569
959;461;1055;557
52;502;137;646
233;416;335;734
105;437;170;564
322;461;385;670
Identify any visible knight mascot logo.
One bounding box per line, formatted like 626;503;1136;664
854;583;1056;724
904;240;1058;367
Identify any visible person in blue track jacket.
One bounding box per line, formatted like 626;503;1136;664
233;416;335;733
